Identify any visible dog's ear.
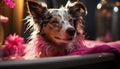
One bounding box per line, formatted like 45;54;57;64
67;1;87;18
67;1;87;35
26;0;48;23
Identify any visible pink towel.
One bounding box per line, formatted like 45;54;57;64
69;40;120;56
2;34;120;64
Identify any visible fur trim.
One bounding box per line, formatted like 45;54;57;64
23;34;86;59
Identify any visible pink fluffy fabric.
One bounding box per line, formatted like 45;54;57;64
4;0;15;8
3;34;25;59
23;36;120;60
2;33;120;61
69;40;120;56
23;35;86;59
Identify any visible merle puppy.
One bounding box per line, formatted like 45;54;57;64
24;0;87;59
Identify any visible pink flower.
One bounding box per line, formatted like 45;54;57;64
4;0;15;8
3;33;25;59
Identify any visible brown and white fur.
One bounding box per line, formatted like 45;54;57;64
24;0;87;59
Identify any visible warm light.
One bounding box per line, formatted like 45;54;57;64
102;9;107;14
97;3;102;9
113;6;119;12
116;1;120;6
101;0;105;1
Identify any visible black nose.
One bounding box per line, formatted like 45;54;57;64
66;28;75;36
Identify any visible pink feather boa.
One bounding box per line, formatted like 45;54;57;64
23;35;86;59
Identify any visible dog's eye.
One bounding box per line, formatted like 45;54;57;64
51;21;60;27
69;19;73;22
52;20;58;23
69;19;74;25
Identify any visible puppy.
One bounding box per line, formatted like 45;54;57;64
24;0;87;59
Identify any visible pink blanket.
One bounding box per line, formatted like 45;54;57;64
2;34;120;64
69;40;120;56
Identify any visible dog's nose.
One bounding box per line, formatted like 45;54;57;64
66;28;75;36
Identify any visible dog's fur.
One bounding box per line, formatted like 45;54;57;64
24;0;87;59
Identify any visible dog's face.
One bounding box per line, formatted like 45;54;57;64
42;9;75;45
27;1;87;45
